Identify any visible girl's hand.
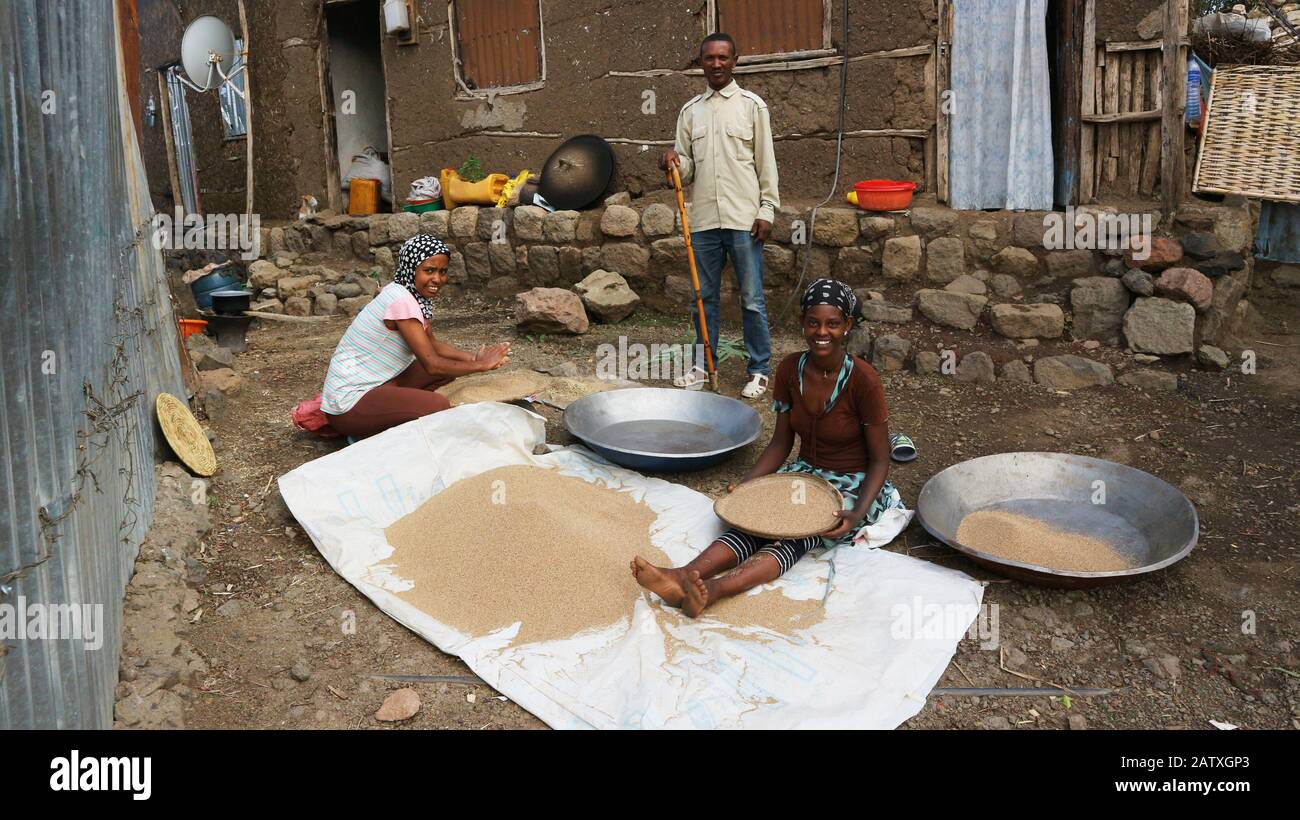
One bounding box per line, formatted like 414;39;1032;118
478;347;510;371
474;342;511;362
823;510;864;539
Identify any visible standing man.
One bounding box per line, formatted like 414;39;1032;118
660;32;779;399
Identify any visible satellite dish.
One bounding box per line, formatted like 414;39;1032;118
180;15;239;91
538;135;615;211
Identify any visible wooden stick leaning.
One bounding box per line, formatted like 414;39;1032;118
668;163;718;392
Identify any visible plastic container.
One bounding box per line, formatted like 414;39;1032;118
852;179;917;211
348;178;381;215
402;199;444;214
190;267;243;310
1186;58;1202;124
178;319;208;339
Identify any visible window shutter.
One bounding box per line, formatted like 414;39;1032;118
455;0;542;90
718;0;825;57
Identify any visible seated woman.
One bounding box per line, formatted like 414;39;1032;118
321;235;510;438
632;278;904;617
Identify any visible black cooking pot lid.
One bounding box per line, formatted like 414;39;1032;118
538;134;614;211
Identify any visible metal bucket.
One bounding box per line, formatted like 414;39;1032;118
563;387;761;472
916;452;1199;588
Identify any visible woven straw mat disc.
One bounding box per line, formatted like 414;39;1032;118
714;473;844;539
156;392;217;476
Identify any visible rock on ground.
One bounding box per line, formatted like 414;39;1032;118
1001;359;1032;383
199;368;243;394
871;334;911;371
1033;355;1114;389
1118;369;1178;392
1197;344;1229;371
860;300;913;324
515;287;589;334
572;269;640;323
375;688;421;722
955;351;995;383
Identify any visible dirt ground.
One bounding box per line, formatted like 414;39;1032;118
180;273;1300;730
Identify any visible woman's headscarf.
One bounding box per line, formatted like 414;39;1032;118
394;235;451;322
800;278;862;322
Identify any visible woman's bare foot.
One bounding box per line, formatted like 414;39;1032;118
630;556;687;607
681;570;712;618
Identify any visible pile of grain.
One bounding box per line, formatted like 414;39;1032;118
538;377;625;406
717;475;841;538
386;465;668;645
437;372;550;406
955;509;1137;572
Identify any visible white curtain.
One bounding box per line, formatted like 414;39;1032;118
949;0;1054;211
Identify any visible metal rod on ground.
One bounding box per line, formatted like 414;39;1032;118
932;687;1121;696
669;163;718;392
370;674;482;684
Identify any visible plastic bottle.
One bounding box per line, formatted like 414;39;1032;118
1186;58;1202;124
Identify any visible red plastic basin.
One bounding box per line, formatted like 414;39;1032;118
853;179;917;211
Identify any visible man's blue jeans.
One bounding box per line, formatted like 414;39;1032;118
689;228;772;376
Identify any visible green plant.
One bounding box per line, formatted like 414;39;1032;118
653;333;747;366
458;156;486;183
715;336;748;365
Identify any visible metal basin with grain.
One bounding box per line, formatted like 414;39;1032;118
916;452;1198;588
563;387;761;472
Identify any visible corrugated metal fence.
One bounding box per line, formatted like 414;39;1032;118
0;0;185;728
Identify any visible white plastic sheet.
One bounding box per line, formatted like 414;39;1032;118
278;403;983;729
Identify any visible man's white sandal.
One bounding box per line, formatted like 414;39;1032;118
673;366;709;390
741;374;769;398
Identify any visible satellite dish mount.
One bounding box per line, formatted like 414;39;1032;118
178;15;247;97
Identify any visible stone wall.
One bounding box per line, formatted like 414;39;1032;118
247;192;1259;384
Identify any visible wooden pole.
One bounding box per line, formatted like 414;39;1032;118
669;165;717;392
238;0;254;218
157;70;183;212
1080;0;1096;203
1160;0;1186;222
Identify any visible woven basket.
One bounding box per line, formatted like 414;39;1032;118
714;473;844;540
1194;65;1300;203
156;392;217;477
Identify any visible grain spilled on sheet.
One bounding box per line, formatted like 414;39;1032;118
386;465;668;646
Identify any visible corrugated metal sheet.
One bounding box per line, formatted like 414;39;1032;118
0;0;185;728
720;0;825;57
456;0;541;89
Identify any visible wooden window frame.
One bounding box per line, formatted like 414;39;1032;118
447;0;547;99
705;0;835;65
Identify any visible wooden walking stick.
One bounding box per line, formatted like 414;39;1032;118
668;163;718;392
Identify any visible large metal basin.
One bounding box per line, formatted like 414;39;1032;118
916;452;1198;588
563;387;761;472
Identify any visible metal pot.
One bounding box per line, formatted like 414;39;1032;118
210;289;251;316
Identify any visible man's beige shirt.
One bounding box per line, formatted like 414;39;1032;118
673;79;779;232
